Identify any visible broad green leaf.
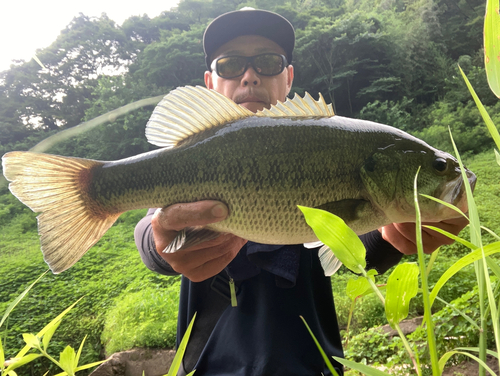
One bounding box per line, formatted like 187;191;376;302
4;354;43;373
59;345;76;375
439;351;497;376
0;271;48;329
333;356;391;375
346;270;377;301
165;312;197;376
459;67;500;153
42;320;61;351
15;297;83;359
22;334;40;349
429;241;500;307
300;316;340;376
385;263;419;328
495;149;500;167
484;0;500;97
298;206;366;273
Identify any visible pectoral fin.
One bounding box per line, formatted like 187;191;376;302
315;199;369;223
318;245;343;276
162;227;222;253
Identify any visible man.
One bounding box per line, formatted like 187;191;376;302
135;8;467;375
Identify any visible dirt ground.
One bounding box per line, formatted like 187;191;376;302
442;355;499;376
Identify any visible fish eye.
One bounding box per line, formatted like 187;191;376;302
432;157;448;173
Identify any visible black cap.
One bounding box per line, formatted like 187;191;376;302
203;8;295;70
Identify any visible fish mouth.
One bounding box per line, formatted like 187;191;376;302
439;168;477;213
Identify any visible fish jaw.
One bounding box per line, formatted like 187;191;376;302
420;168;477;222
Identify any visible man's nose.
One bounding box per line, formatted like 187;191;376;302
240;65;261;86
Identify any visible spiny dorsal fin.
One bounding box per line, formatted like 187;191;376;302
146;86;254;148
256;92;334;118
146;86;335;148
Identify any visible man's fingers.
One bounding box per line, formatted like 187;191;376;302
165;234;247;282
380;224;416;255
154;201;229;231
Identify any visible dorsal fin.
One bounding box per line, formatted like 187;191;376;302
146;86;254;148
146;86;335;148
256;92;334;117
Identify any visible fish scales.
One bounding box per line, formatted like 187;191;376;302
88;116;435;244
2;86;475;273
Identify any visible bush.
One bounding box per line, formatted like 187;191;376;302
101;281;181;355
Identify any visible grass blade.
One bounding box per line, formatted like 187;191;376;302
423;225;476;250
439;351;497;376
0;271;48;329
413;168;440;376
332;356;391;375
429;241;500;307
300;316;340;376
459;66;500;152
165;312;197;376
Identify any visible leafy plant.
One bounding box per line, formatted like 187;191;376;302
0;274;106;376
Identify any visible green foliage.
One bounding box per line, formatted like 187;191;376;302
0;202;179;375
101;282;180;354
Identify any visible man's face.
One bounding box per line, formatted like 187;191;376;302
204;35;294;113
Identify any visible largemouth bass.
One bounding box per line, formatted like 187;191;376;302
2;86;475;273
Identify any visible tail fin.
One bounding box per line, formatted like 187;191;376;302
2;151;122;273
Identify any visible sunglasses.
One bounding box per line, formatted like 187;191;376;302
211;53;288;79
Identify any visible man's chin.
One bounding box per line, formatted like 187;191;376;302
239;101;267;113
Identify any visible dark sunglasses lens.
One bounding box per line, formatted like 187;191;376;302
217;56;247;78
253;54;284;75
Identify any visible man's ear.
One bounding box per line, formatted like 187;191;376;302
204;71;214;89
286;65;294;95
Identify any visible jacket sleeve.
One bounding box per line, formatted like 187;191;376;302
359;230;403;274
134;208;179;276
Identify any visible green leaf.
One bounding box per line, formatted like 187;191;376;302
74;335;87;369
15;297;83;359
487;257;500;279
439;351;497;376
459;67;500;153
42;320;61;351
385;263;419;328
22;334;40;349
332;356;391;375
455;347;498;359
0;337;4;371
484;0;500;98
298;206;366;273
346;271;377;301
4;354;43;373
495;149;500;167
300;316;340;376
59;346;76;376
0;271;48;329
423;225;476;250
74;359;108;372
165;312;197;376
429;241;500;307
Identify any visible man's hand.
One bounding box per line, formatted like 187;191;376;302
379;216;469;255
151;200;247;282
